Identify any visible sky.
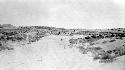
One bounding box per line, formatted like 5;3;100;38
0;0;125;29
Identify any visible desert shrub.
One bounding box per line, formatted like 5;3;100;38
69;38;78;44
78;46;88;54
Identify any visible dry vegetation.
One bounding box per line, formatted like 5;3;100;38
0;24;125;70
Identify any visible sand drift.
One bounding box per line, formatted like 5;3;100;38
0;24;125;70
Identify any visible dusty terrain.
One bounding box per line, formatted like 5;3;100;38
0;25;125;70
0;35;125;70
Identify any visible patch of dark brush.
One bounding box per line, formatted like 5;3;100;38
109;39;116;42
0;46;14;51
93;52;117;63
99;58;116;64
78;46;88;54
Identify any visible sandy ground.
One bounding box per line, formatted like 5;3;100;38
0;36;125;70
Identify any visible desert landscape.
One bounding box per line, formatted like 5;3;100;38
0;24;125;70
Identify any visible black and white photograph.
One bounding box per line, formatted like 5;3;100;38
0;0;125;70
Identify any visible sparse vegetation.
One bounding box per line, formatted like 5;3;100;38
0;24;125;63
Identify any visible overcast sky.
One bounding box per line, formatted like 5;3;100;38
0;0;125;29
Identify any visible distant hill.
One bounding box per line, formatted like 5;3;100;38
0;24;17;29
